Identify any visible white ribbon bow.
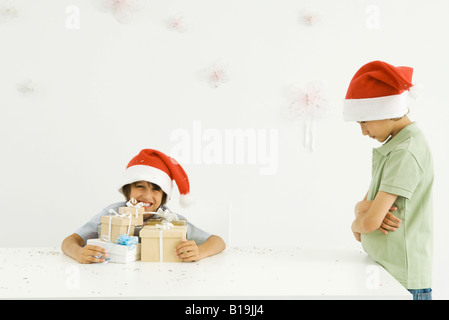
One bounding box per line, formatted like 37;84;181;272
126;197;144;218
155;207;179;222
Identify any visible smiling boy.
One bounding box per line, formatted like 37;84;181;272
61;149;225;264
343;61;434;300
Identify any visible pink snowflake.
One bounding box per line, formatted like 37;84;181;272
167;14;189;33
201;60;230;88
286;81;328;152
287;82;328;119
300;7;320;27
93;0;146;24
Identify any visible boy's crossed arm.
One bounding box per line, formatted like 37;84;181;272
352;191;402;241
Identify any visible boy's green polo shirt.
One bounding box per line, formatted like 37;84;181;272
362;122;434;289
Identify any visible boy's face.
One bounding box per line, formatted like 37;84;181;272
357;119;395;143
129;180;164;213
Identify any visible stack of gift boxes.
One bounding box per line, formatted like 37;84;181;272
87;198;187;263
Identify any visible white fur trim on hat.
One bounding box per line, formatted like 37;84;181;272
408;82;423;100
179;193;193;207
118;165;173;198
343;91;409;122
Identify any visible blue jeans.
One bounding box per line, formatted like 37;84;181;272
408;288;432;300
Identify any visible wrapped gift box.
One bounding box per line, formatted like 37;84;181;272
139;220;187;262
86;238;141;263
100;215;139;243
119;206;145;225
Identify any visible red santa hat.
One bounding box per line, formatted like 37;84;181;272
119;149;191;207
343;60;417;121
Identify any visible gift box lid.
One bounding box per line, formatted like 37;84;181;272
139;224;187;238
145;218;187;226
86;238;141;256
119;206;145;215
100;215;139;226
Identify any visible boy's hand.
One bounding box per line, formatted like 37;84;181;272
175;239;201;262
76;245;108;264
378;207;401;234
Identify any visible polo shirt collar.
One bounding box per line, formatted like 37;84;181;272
376;122;418;156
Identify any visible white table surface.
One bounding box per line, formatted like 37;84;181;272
0;243;411;299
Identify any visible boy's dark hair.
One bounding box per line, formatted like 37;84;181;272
122;182;168;208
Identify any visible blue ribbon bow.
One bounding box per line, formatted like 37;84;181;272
115;234;138;250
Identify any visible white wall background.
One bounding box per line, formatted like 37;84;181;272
1;0;448;298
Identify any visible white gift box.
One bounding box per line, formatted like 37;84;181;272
86;238;141;264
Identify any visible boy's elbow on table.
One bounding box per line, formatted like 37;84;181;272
201;235;226;257
208;234;226;250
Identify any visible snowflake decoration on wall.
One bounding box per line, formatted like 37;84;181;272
93;0;147;24
200;60;230;88
166;14;189;33
287;82;328;119
16;79;36;96
285;81;329;152
299;7;320;27
0;0;18;22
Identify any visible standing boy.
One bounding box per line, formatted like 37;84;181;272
343;60;434;300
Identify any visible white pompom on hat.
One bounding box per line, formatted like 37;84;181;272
343;60;417;121
119;149;191;207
